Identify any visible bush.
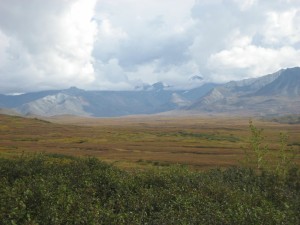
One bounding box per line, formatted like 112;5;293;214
0;154;299;224
243;120;297;178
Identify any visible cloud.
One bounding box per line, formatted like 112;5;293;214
0;30;9;67
188;0;300;82
0;0;300;93
208;46;300;81
263;8;300;45
0;0;97;93
93;0;196;79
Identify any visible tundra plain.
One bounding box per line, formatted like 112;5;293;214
1;114;299;170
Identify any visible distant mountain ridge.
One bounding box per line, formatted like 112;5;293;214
255;67;300;97
0;82;218;117
187;67;300;116
1;67;299;117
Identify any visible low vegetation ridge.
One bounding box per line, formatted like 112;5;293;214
265;114;300;124
0;154;299;224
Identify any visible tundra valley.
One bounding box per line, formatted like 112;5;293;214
1;68;300;224
1;0;300;222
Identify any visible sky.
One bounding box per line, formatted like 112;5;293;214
0;0;300;94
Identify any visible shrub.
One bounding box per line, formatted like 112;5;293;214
243;120;269;170
243;120;297;178
0;154;299;224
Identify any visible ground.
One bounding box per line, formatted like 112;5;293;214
0;114;299;170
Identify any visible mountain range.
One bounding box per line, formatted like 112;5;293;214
187;67;300;116
0;67;299;117
0;82;217;117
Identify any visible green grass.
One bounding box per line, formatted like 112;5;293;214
0;154;299;225
176;131;241;142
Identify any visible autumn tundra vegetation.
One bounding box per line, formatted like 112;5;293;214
0;114;299;224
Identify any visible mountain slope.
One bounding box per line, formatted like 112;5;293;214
17;93;90;117
187;67;300;116
255;67;300;97
1;67;299;117
0;83;216;117
0;90;61;108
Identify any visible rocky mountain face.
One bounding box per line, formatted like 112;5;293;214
255;67;300;97
0;83;217;117
187;67;300;116
17;93;90;117
1;67;299;117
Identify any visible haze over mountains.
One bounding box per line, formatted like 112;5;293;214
0;67;299;117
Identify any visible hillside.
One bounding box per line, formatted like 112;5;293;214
1;67;300;117
0;83;217;117
187;67;300;116
255;67;300;97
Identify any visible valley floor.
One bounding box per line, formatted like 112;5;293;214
0;114;299;170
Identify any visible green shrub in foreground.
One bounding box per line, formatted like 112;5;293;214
0;154;299;225
243;120;298;178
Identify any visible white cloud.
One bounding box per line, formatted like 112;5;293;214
188;0;300;81
0;30;9;67
0;0;300;93
263;8;300;45
125;60;201;89
208;45;300;81
0;0;97;93
91;0;197;89
95;58;128;83
232;0;257;11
